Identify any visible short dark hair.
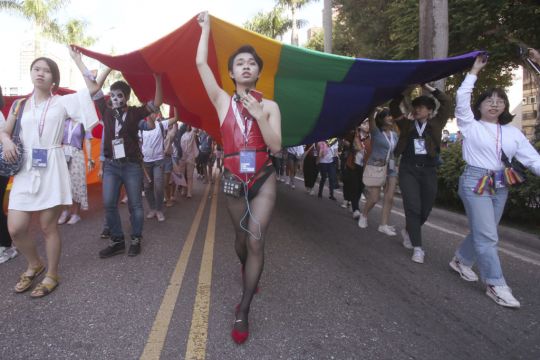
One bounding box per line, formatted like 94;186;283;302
473;88;514;125
412;95;436;110
375;107;391;130
30;57;60;92
110;81;131;99
227;45;263;85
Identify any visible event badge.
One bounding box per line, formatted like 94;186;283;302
494;170;506;189
239;148;256;174
112;138;126;159
414;138;427;155
388;159;396;171
32;148;48;168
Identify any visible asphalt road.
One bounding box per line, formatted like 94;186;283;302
1;174;539;360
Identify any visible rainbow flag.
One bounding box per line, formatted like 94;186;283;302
77;15;480;146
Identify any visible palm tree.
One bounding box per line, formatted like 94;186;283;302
0;0;94;45
276;0;319;45
244;6;292;40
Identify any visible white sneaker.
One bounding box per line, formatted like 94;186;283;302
449;256;478;282
0;247;18;264
357;214;368;228
57;210;69;225
340;201;348;209
146;210;156;219
121;196;128;204
352;210;361;219
378;224;397;236
280;177;286;183
486;285;520;308
411;247;425;264
309;189;315;196
401;229;413;249
156;211;165;222
67;214;81;225
290;181;295;189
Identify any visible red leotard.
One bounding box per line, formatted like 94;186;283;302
221;98;270;186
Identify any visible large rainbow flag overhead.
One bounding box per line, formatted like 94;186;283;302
77;15;481;146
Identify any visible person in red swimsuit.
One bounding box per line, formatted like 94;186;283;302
196;12;282;345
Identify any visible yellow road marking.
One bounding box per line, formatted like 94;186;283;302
185;178;220;360
140;182;212;360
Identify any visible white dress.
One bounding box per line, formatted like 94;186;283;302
9;90;98;211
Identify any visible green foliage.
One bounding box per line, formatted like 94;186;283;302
333;0;540;101
243;6;292;39
304;29;323;51
0;0;95;46
436;142;466;210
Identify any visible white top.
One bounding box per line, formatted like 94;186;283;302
9;90;98;211
140;118;175;162
456;74;540;175
0;112;5;123
287;145;304;158
180;130;199;165
319;141;337;164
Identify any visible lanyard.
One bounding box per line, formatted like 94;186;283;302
114;112;127;138
415;120;428;138
31;94;52;140
231;98;252;144
480;121;502;165
382;131;394;161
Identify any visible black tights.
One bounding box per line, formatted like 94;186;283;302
225;173;276;330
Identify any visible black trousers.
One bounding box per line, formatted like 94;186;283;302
0;176;12;247
349;164;365;212
398;162;438;247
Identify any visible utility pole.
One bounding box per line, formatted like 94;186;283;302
419;0;448;90
323;0;332;53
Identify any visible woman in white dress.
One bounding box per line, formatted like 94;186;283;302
0;48;101;297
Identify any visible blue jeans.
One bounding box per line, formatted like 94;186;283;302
456;165;508;286
318;162;337;197
143;159;164;211
102;159;144;240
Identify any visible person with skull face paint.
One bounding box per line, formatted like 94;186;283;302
0;47;104;298
93;70;163;258
197;12;282;344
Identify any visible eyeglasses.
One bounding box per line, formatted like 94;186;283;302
484;99;505;107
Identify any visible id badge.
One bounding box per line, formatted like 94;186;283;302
112;138;126;159
32;148;48;168
494;170;506;189
414;138;427;155
388;159;396;171
239;149;256;174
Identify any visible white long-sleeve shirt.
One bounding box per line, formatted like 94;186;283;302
456;74;540;175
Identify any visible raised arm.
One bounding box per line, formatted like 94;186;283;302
456;55;487;130
196;12;229;116
424;83;451;127
69;46;111;96
152;74;163;108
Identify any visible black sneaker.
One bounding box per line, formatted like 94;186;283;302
99;241;125;258
128;237;142;257
100;228;111;239
329;195;337;201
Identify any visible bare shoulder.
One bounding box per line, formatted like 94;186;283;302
262;98;280;112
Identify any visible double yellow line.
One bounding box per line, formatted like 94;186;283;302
140;177;219;360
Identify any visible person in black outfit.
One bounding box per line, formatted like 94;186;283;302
390;83;451;264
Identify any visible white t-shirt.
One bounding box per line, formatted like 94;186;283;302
140;119;175;162
456;74;540;175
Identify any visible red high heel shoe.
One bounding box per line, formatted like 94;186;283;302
231;319;249;344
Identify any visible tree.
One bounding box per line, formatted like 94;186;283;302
243;6;292;40
333;0;540;101
0;0;95;45
304;29;324;51
277;0;319;45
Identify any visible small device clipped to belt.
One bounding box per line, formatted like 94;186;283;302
222;172;244;198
